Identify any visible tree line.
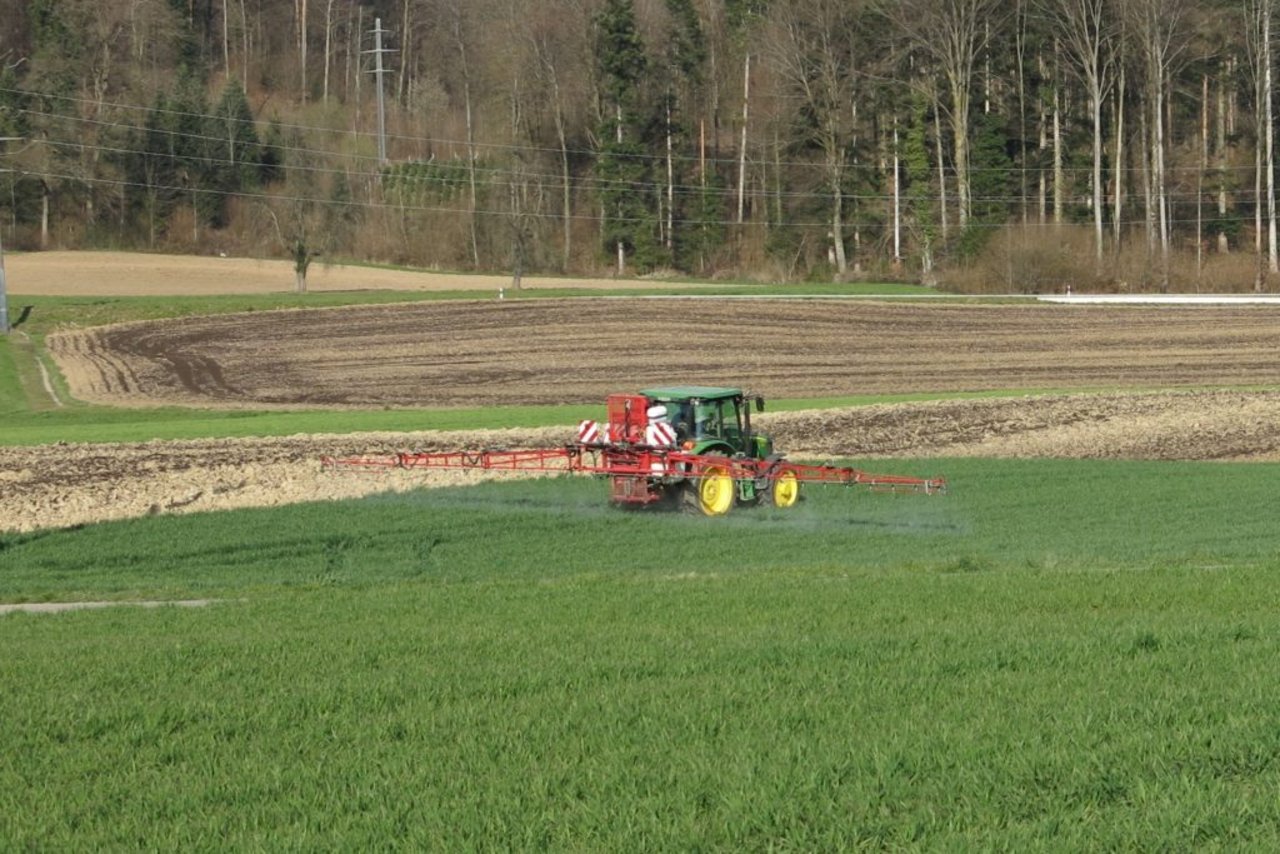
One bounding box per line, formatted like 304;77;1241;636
0;0;1277;291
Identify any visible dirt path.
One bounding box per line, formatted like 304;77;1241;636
4;391;1279;533
0;600;218;615
5;251;699;297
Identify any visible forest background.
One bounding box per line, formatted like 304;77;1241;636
0;0;1277;292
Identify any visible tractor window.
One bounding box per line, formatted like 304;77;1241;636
720;398;745;447
692;400;721;439
690;398;747;447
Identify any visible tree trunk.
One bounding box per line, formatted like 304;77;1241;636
830;162;847;276
322;0;334;103
453;9;481;268
666;91;674;252
1053;44;1064;225
1038;49;1048;224
773;128;783;228
1113;62;1125;251
297;0;308;101
1090;83;1103;264
294;239;311;292
934;97;948;239
1154;70;1170;288
398;0;411;103
850;100;861;275
1140;97;1154;257
983;20;991;114
1218;60;1230;253
949;75;971;229
1197;73;1208;284
553;78;571;272
354;6;363;126
893;116;902;264
1256;79;1265;290
616;103;625;276
1229;55;1238;135
1267;6;1278;275
239;0;249;89
708;13;720;166
737;53;750;224
223;0;231;76
1015;0;1029;225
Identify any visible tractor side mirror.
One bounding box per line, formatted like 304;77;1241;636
755;397;765;412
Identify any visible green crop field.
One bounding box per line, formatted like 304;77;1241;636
4;459;1280;848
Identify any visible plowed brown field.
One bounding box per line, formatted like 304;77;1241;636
10;297;1280;532
47;299;1280;408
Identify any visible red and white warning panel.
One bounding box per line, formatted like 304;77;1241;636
582;416;675;447
645;420;677;447
577;419;600;444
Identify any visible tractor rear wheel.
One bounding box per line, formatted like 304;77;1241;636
682;466;735;516
768;471;801;509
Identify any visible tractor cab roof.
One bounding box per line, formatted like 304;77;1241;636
640;386;744;402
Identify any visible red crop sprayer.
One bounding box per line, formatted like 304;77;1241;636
322;386;946;516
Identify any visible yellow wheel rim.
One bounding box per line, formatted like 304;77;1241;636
698;466;735;516
772;471;800;508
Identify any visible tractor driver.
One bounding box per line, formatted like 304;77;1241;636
692;400;716;440
668;401;694;442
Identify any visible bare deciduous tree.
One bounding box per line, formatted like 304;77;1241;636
1046;0;1118;264
1244;0;1277;285
765;0;863;276
1124;0;1191;288
880;0;1002;229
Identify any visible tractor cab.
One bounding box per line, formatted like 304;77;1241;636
640;386;772;459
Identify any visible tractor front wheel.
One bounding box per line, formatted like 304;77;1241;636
682;466;735;516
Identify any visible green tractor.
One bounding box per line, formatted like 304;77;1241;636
639;385;800;515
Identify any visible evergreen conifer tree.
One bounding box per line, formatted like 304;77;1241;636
594;0;657;273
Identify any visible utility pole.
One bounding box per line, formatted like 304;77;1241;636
365;18;395;164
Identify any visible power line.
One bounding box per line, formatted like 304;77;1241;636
17;103;1277;219
9;84;1267;178
25;128;1280;217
